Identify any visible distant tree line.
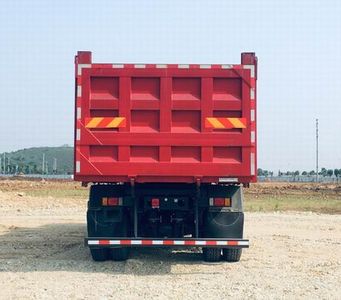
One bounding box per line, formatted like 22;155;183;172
0;158;70;175
258;168;341;178
0;146;73;175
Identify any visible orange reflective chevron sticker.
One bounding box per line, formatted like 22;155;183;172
85;117;126;128
205;117;247;129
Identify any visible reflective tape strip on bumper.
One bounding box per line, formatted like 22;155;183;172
87;239;249;247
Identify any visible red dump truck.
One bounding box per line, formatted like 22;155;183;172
74;51;257;262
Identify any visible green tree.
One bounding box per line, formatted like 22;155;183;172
302;171;308;175
327;169;333;177
320;168;327;177
25;165;29;174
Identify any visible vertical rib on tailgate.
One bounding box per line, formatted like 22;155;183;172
74;52;257;184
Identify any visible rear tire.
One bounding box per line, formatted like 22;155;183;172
110;213;130;261
222;248;242;262
110;248;129;261
90;248;109;261
203;248;221;262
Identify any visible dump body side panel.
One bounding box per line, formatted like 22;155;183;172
74;52;257;184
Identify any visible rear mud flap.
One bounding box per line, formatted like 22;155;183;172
203;211;244;238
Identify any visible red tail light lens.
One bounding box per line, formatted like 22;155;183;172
108;197;119;206
213;198;225;206
151;198;160;208
102;197;122;206
209;197;231;207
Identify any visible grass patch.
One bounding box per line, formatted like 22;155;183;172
23;183;341;214
244;194;341;214
26;188;88;199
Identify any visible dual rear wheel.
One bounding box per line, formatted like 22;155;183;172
203;248;242;262
90;247;129;261
92;247;241;262
88;204;130;261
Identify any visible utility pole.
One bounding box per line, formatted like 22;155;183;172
316;119;319;182
53;158;57;174
42;153;45;174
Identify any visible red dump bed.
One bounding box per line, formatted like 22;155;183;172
74;51;257;184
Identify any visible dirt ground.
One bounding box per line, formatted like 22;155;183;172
0;179;340;299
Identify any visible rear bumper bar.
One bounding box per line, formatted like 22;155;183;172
85;238;249;248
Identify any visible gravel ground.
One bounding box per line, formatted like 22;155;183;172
0;190;340;299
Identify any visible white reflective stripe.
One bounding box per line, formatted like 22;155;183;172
250;109;255;122
88;240;99;245
209;197;214;206
131;240;142;245
216;241;228;246
88;239;248;246
195;241;206;246
250;88;255;100
134;64;146;68
238;241;249;246
77;107;81;119
77;64;91;76
178;64;189;69
243;64;255;78
76;161;80;173
221;64;233;69
76;129;80;141
251;153;255;175
77;85;82;97
112;64;124;68
109;240;121;245
156;64;167;68
251;131;255;143
152;240;163;245
174;240;185;245
219;177;238;183
200;64;211;69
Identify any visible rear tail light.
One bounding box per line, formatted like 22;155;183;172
102;197;123;206
151;198;160;209
209;197;231;207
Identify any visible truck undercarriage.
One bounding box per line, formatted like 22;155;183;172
86;183;248;262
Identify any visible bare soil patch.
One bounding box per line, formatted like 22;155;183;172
0;179;340;299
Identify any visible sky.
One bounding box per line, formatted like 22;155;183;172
0;0;340;171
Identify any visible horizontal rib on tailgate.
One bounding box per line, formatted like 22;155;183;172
74;52;257;184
